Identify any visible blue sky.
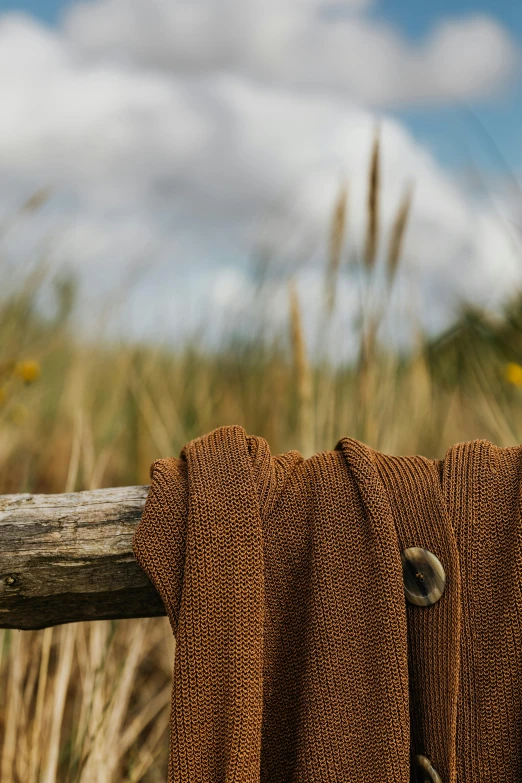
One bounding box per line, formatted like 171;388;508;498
1;0;521;175
2;0;521;35
378;0;522;174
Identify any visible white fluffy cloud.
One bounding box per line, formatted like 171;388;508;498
0;3;520;359
63;0;519;106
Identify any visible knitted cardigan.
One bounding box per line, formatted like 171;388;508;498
132;424;522;783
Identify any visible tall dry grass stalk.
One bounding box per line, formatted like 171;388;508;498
28;626;53;783
386;181;414;288
356;129;382;441
42;623;76;783
316;182;348;447
324;182;348;318
363;129;380;272
354;128;418;444
288;278;315;458
1;628;23;781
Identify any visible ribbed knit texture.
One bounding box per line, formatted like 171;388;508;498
132;424;522;782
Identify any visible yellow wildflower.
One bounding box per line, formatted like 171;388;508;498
14;359;41;383
505;362;522;387
10;402;28;425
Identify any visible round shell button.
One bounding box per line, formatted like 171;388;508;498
411;753;443;782
402;547;446;606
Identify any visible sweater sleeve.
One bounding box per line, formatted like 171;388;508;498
132;456;188;638
131;425;306;782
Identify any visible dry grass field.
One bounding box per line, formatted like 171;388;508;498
2;139;522;781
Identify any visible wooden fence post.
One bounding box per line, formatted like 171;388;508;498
0;486;165;630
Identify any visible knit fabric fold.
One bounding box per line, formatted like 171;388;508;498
133;425;303;782
133;425;522;783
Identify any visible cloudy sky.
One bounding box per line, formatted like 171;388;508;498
1;0;522;360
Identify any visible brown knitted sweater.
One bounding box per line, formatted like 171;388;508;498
132;424;522;783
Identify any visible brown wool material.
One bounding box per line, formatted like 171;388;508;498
132;424;522;782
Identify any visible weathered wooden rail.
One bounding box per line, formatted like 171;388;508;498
0;487;165;630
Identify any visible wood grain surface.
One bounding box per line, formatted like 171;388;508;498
0;486;165;630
